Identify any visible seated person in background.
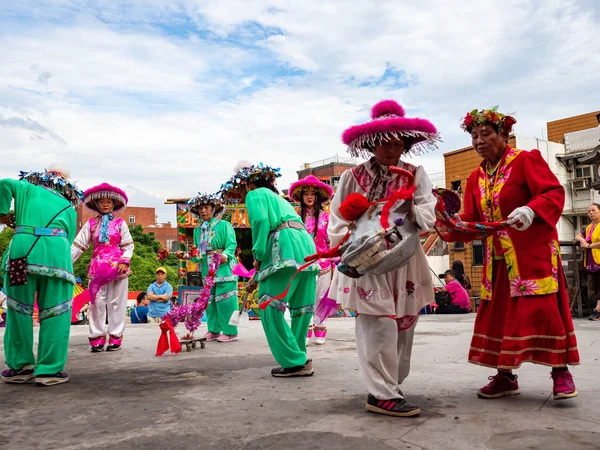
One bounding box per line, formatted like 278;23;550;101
130;292;149;324
435;270;471;314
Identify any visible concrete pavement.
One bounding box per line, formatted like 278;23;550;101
0;315;598;450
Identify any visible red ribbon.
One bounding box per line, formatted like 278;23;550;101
156;319;182;356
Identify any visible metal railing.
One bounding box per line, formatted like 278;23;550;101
300;155;356;169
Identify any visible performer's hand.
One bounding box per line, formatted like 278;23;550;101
507;206;535;231
0;213;15;227
253;260;261;270
117;263;129;275
219;254;227;264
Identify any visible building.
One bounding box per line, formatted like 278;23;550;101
75;204;177;249
295;155;357;188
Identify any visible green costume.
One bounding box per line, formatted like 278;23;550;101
193;217;238;336
0;179;77;376
246;187;319;368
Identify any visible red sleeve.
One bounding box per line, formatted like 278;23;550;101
523;150;565;227
460;171;481;223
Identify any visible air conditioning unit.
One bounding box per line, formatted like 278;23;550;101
570;178;590;191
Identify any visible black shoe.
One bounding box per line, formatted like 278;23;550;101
366;394;421;417
35;372;69;386
271;359;314;377
1;367;35;384
588;310;600;321
106;344;121;352
91;345;104;353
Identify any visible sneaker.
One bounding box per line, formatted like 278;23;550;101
315;337;326;345
203;331;221;342
271;359;314;377
216;334;239;343
305;337;311;347
91;345;104;353
106;344;121;352
588;310;600;321
366;394;421;417
35;372;69;386
551;370;578;400
477;373;520;399
1;367;35;384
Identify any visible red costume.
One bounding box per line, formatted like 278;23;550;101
460;146;579;369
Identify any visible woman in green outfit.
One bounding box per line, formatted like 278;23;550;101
0;169;82;386
179;193;239;342
235;164;319;377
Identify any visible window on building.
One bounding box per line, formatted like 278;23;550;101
453;242;465;250
330;176;341;188
451;180;462;194
575;165;593;180
472;240;484;266
129;215;136;224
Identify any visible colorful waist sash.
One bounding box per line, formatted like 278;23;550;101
14;226;68;238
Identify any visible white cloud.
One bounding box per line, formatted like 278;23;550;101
0;0;598;223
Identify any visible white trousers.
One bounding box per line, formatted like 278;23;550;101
355;314;418;400
313;270;333;327
88;277;129;339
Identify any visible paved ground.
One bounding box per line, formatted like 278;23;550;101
0;315;598;450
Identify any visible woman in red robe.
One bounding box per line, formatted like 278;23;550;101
458;107;579;400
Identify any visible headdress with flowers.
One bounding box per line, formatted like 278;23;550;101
20;170;84;206
218;162;282;204
460;106;517;134
187;192;223;215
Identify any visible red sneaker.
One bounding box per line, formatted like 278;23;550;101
551;370;578;400
477;373;520;399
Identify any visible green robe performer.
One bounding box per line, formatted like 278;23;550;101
180;193;239;342
0;169;82;386
224;163;318;377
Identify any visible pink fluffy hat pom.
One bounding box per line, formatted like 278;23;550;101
341;99;440;158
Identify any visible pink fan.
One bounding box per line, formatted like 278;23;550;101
315;288;339;323
232;263;255;279
88;262;121;304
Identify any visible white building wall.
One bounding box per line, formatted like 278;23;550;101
427;255;449;288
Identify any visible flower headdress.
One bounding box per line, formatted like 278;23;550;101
19;170;84;206
218;162;281;203
460;106;517;134
187;192;223;215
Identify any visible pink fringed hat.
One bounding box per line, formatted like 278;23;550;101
83;183;128;213
289;175;334;204
342;100;440;158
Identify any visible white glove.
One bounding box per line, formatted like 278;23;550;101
507;206;535;231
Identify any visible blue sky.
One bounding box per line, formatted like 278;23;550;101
1;0;599;222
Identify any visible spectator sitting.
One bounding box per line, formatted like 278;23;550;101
147;267;174;323
130;292;149;324
452;260;472;290
435;270;472;314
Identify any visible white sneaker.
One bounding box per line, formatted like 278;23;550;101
315;337;326;345
306;337;311;347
